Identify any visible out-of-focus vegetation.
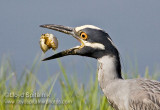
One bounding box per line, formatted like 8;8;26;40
0;56;159;110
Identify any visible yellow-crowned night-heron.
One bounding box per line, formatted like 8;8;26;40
40;24;160;110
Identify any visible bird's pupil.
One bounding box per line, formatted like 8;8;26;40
82;35;85;38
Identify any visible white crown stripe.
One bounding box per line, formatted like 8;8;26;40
75;25;102;32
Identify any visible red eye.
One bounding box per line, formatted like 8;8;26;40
80;32;88;40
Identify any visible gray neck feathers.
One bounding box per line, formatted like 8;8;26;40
97;55;123;88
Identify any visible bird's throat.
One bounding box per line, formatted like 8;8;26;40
97;55;123;89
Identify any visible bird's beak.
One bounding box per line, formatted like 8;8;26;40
40;24;84;61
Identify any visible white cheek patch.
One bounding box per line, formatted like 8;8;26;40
83;41;105;50
75;25;102;32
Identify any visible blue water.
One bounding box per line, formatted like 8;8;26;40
0;0;160;90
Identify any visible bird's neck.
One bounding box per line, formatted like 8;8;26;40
97;55;123;88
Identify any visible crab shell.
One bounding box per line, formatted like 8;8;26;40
40;33;58;53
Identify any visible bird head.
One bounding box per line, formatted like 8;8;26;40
40;24;118;61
